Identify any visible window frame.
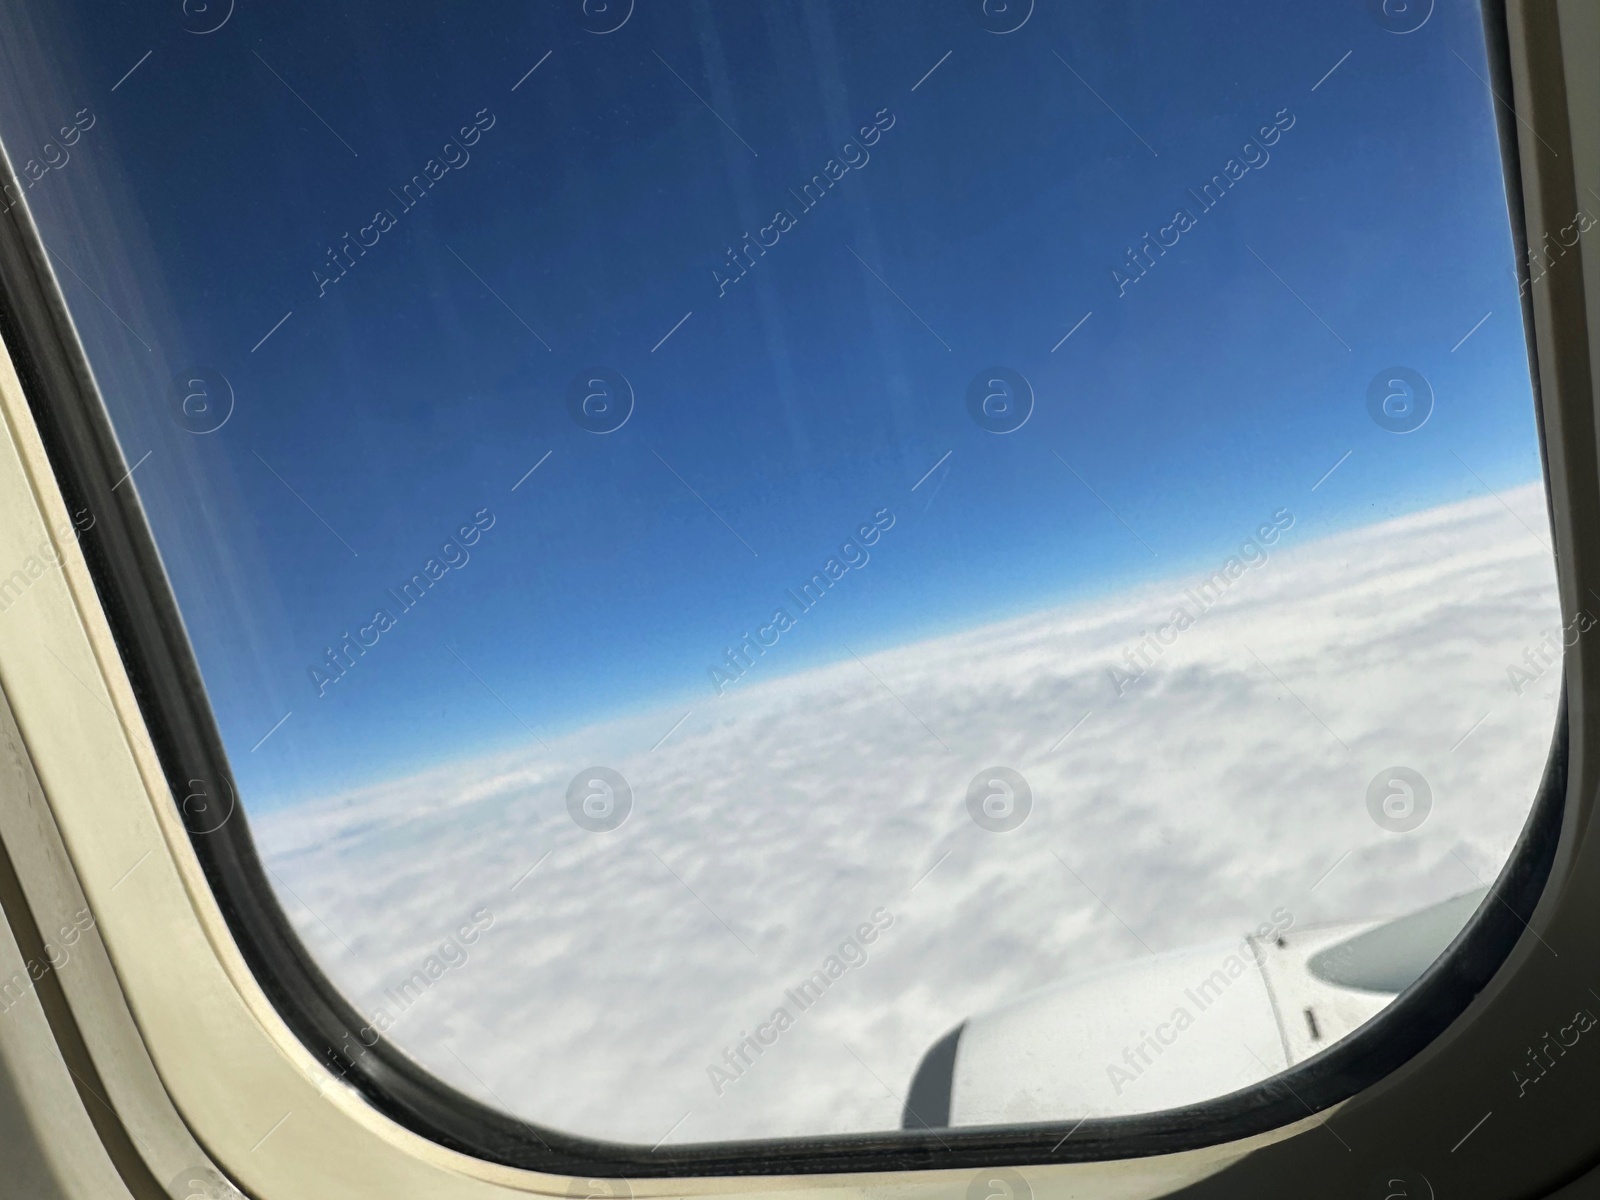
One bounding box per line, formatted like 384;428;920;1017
0;0;1596;1195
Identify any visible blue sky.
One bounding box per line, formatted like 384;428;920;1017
1;0;1548;808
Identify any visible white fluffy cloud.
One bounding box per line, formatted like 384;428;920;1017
256;483;1562;1144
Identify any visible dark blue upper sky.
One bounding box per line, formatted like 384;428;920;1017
0;0;1547;808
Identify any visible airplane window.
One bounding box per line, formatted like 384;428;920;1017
0;0;1561;1148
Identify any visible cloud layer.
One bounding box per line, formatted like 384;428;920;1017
257;483;1561;1144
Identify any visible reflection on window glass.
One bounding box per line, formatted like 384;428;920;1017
0;0;1561;1142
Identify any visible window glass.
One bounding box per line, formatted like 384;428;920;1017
0;0;1560;1143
